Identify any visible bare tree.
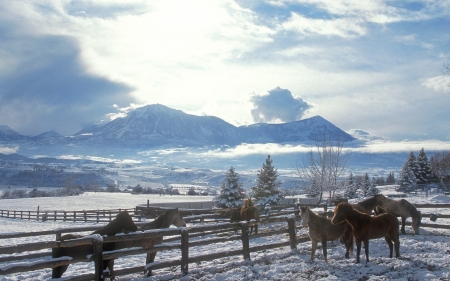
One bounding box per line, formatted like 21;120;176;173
430;151;450;190
296;132;348;202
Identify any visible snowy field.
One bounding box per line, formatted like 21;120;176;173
1;192;450;281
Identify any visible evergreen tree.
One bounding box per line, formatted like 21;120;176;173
366;177;380;196
406;151;420;183
416;148;432;185
397;154;418;191
251;155;283;206
344;173;358;199
360;173;371;197
215;166;246;208
385;172;396;185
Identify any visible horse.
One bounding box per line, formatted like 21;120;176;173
240;198;260;234
331;203;400;264
300;206;353;262
373;194;422;234
52;211;138;279
230;206;242;223
137;208;186;276
349;196;379;215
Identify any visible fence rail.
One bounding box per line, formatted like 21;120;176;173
0;208;136;222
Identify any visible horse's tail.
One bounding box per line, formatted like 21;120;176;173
349;231;354;254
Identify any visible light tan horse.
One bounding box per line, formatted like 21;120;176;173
300;206;353;262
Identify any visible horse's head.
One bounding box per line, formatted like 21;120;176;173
117;211;138;233
169;208;186;227
412;210;422;234
243;198;253;208
331;203;351;225
299;206;310;227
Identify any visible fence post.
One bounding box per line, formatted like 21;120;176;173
287;216;297;250
54;211;57;221
180;228;189;275
37;206;40;221
74;211;76;222
92;236;104;281
84;211;87;222
241;222;250;260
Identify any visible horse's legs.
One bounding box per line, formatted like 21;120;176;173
310;240;317;261
145;252;157;277
401;217;406;234
255;224;258;234
321;239;328;263
394;234;400;258
384;236;394;258
355;239;362;263
52;265;68;279
363;240;369;263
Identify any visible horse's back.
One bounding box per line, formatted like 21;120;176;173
240;206;259;221
370;213;399;238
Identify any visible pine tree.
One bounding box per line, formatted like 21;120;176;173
360;173;371;197
397;155;418;192
344;173;358;199
406;151;420;183
251;155;283;206
366;177;380;196
416;148;432;185
215;166;246;208
385;172;396;185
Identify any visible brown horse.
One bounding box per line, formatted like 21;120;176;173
52;211;138;279
373;194;422;234
300;206;353;262
240;198;260;234
331;203;400;264
137;208;186;276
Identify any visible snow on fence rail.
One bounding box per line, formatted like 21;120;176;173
0;215;304;280
0;208;136;222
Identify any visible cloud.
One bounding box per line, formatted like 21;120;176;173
422;76;450;93
250;87;312;123
0;33;134;136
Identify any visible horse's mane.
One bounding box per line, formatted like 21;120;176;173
400;199;421;219
357;196;377;208
141;212;169;230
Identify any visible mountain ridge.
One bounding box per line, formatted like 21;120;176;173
0;104;354;147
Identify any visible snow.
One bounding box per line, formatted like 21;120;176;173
1;192;450;280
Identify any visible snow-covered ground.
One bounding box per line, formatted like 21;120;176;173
1;192;450;281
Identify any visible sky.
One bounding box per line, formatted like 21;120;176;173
1;0;450;143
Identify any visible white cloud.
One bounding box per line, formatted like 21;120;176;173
422;76;450;93
282;12;367;38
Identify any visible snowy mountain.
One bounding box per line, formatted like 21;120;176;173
71;104;353;146
0;104;354;149
0;125;25;141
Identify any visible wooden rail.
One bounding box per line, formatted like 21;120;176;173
0;208;136;222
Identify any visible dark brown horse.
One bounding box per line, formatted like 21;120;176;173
331;203;400;264
52;211;138;279
230;206;242;223
240;198;260;234
137;208;186;276
300;206;353;262
373;194;422;234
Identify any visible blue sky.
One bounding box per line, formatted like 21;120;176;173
1;0;449;147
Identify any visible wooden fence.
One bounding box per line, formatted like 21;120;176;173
1;203;450;280
0;208;136;223
0;213;305;281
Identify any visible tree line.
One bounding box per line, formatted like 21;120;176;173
215;138;450;208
